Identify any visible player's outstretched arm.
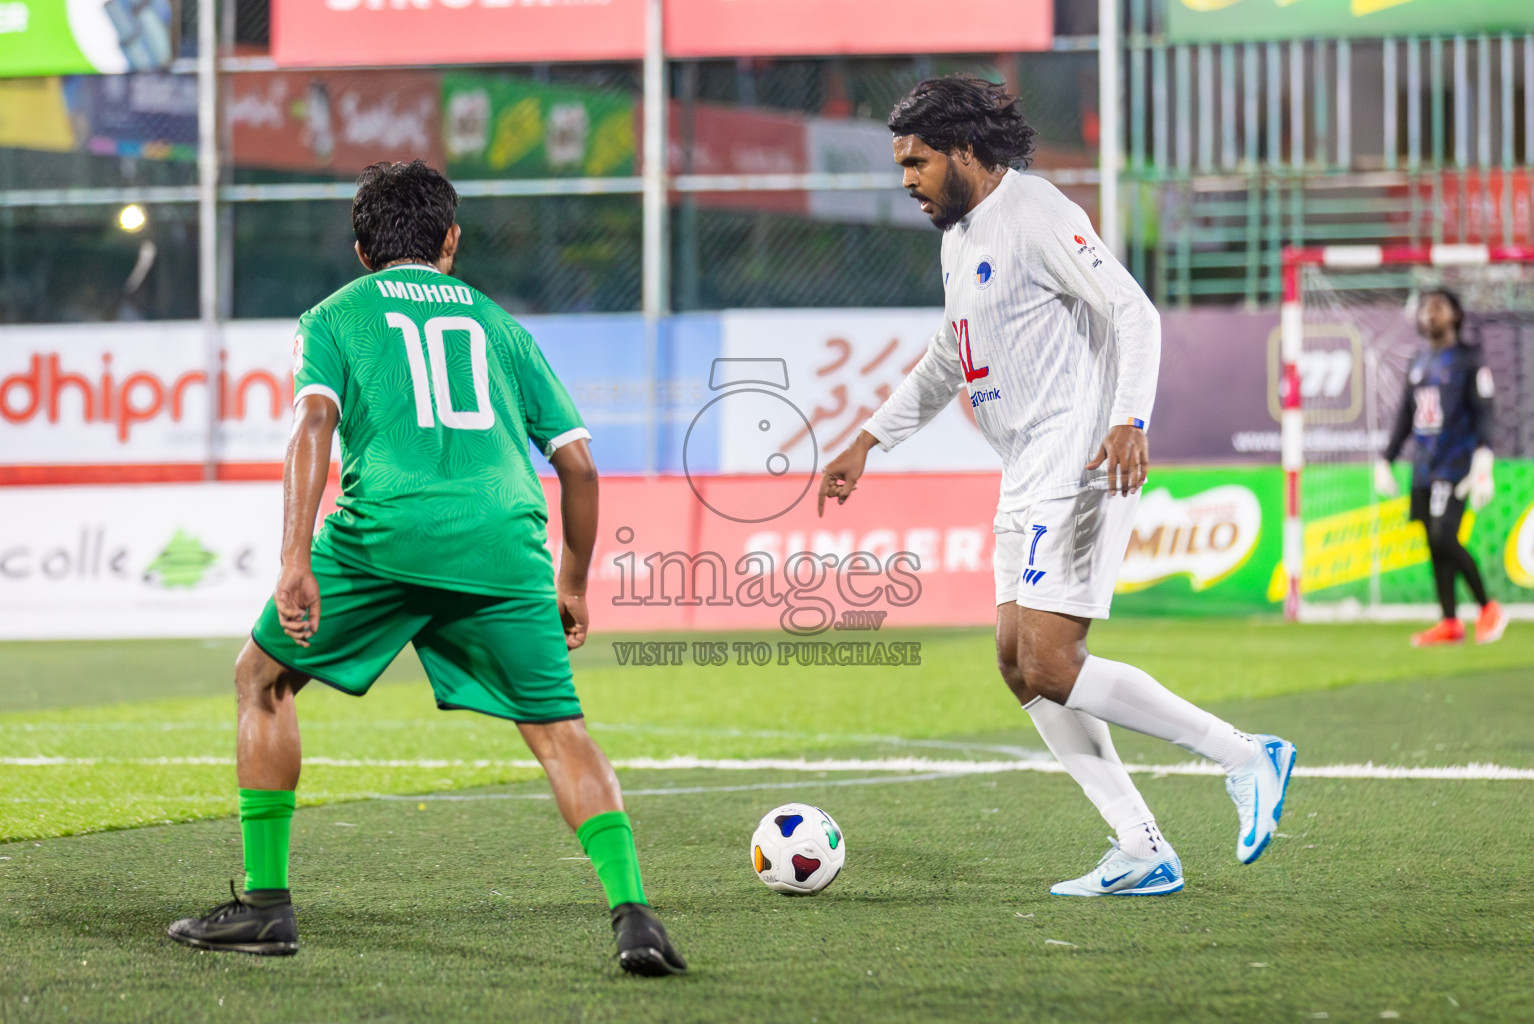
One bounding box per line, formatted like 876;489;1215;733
550;438;598;650
818;430;880;516
276;394;338;647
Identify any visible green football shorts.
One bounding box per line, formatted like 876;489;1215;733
249;550;581;724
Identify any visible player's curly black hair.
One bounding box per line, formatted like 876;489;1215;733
351;160;459;268
1421;286;1465;333
887;74;1037;171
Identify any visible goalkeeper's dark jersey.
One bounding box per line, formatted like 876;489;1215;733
1383;342;1494;486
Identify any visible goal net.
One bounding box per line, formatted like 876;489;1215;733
1280;245;1534;622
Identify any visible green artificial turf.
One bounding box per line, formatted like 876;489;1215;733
1;622;1532;1021
3;621;1533;841
2;750;1531;1023
7;620;1534;714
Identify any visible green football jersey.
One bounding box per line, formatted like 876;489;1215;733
292;263;588;597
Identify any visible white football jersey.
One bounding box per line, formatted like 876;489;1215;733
864;169;1160;527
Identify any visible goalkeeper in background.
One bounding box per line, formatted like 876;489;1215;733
1374;287;1506;647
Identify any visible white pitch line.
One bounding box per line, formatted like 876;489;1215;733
0;775;965;808
380;773;963;801
3;755;1533;781
0;721;1043;759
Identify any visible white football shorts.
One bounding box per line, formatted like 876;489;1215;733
992;488;1140;618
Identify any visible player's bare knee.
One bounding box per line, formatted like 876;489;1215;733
235;642;270;692
1015;647;1082;703
521;717;606;764
235;642;300;706
997;659;1034;702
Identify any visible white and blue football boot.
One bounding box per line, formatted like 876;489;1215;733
1226;734;1298;865
1049;838;1185;897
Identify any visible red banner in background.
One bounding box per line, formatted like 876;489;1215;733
1384;170;1534;247
270;0;1051;68
659;101;810;214
228;71;445;175
270;0;648;68
665;0;1052;57
542;474;1001;633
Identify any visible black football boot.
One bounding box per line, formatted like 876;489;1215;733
167;880;298;956
611;902;687;976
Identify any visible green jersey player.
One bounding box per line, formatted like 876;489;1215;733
167;161;685;976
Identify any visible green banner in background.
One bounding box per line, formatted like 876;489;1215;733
1282;459;1534;608
1113;466;1284;616
0;0;175;76
1166;0;1534;44
441;74;635;179
1111;461;1534;615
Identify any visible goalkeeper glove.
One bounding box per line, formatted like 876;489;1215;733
1373;458;1399;498
1454;447;1494;511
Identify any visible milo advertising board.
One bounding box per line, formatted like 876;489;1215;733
1113;467;1281;616
1111;462;1534;615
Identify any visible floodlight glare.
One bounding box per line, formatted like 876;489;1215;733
118;204;147;233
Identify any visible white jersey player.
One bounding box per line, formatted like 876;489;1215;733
819;75;1298;896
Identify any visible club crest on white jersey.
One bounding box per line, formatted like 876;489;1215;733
864;170;1160;516
974;256;997;289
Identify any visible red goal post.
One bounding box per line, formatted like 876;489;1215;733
1279;243;1534;622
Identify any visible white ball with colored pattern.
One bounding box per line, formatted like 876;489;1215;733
750;803;845;895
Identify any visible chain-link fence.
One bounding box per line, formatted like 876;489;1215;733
6;0;1534;324
229;195;644;318
0;16;1107;325
674;203;940;309
0;203;198;322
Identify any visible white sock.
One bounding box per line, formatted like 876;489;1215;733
1064;655;1259;773
1117;819;1166;860
1024;696;1156;842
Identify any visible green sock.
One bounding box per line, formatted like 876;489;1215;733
239;788;295;892
576;810;647;909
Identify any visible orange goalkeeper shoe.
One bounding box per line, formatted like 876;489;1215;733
1411;619;1465;647
1475;601;1507;645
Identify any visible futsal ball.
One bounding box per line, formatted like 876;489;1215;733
750;803;845;894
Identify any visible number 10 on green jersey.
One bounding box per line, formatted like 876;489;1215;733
292;264;589;597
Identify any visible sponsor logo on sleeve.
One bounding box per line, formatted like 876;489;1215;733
1073;233;1103;269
